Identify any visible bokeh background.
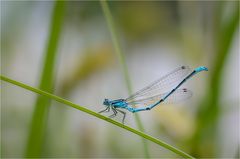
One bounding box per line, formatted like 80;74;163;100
1;1;239;158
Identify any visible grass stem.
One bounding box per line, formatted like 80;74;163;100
25;1;65;157
100;1;150;157
1;75;195;159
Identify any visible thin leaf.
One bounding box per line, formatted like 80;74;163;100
25;1;65;157
100;0;150;157
1;75;195;159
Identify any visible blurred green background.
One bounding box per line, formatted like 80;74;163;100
1;1;239;158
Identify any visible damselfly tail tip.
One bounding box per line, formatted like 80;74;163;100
195;66;208;72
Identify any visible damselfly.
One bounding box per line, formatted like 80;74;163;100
99;66;208;123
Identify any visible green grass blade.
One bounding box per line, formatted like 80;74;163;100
191;2;239;157
25;1;65;157
1;75;195;159
100;1;150;157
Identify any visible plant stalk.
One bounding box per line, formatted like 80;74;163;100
1;75;195;159
25;1;65;157
100;0;150;157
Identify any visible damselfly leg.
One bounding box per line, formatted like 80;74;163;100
98;106;110;113
109;107;117;118
109;107;126;124
115;108;126;124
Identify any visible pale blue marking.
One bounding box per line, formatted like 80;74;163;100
194;66;208;72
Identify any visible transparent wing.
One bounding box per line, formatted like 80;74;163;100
127;88;192;108
126;66;191;103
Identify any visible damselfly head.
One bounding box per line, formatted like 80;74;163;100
103;99;110;106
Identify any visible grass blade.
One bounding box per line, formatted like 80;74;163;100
100;0;150;157
1;75;195;159
25;1;65;157
191;2;239;157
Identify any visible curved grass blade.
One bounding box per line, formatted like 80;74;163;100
1;75;195;159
